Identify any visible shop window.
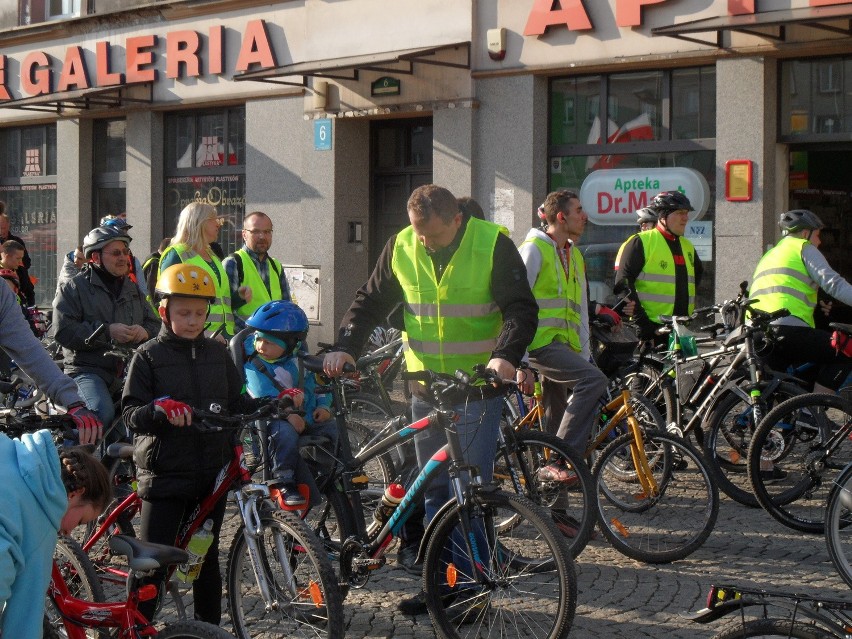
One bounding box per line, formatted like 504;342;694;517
93;118;126;225
551;76;602;146
781;56;852;140
164;107;246;256
672;67;716;140
0;124;58;307
47;0;80;20
607;71;662;144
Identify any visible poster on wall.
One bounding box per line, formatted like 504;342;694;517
165;174;246;255
0;183;57;307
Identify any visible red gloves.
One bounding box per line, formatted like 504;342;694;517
66;402;103;445
832;330;852;358
153;396;192;420
597;305;622;328
277;388;304;401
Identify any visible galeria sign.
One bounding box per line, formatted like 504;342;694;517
579;167;710;226
525;0;852;34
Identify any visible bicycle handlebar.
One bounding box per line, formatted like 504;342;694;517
84;323;109;346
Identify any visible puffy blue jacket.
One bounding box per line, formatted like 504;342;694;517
0;429;67;639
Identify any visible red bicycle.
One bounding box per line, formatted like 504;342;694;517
78;404;343;639
47;535;235;639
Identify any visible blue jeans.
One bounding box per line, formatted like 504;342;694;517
412;395;502;523
268;418;339;482
73;373;115;428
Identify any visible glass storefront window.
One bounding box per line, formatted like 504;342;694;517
550;76;601;146
93;119;126;224
165;107;247;255
672;67;716;139
781;56;852;138
608;71;662;143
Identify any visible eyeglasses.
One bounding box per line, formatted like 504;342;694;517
104;248;131;257
245;229;273;236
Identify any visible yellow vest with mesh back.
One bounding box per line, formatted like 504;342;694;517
160;244;235;336
522;236;582;353
750;236;817;327
635;229;696;323
392;217;502;375
232;249;284;321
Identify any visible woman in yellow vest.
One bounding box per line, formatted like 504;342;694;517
750;209;852;392
158;202;235;340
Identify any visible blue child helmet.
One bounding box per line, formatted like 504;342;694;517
246;301;309;342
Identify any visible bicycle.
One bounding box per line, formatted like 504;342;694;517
77;403;344;639
747;387;852;534
687;583;852;638
305;360;578;639
47;534;237;639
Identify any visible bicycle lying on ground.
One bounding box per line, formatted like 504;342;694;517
686;583;852;638
303;359;578;639
77;403;343;639
48;535;237;639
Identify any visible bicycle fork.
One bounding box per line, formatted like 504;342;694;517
235;486;298;612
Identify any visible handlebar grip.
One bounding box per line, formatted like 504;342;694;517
401;370;431;383
699;322;724;333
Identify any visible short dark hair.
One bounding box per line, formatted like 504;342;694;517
1;239;24;255
457;196;485;221
243;211;271;226
408;184;459;224
541;189;579;226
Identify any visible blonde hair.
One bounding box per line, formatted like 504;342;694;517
170;202;216;255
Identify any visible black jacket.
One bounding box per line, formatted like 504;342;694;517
121;325;257;500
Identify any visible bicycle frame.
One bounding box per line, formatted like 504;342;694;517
47;560;159;638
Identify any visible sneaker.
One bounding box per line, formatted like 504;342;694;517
537;463;579;487
759;466;788;482
281;482;307;507
398;590;428;615
397;544;423;575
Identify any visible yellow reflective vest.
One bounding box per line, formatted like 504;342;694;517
520;233;583;353
750;236;817;327
635;229;696;323
392;217;502;374
160;244;235;337
232;249;284;321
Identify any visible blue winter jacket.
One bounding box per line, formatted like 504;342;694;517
0;429;67;639
243;336;331;426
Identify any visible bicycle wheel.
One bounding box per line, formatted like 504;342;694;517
711;618;829;639
422;490;576;639
46;536;105;639
158;620;240;639
591;392;665;473
226;508;344;639
825;462;852;589
702;382;805;507
748;393;852;534
593;430;719;563
492;429;595;558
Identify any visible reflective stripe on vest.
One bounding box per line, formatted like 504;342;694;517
392;217;502;374
634;229;696;323
521;235;583;352
161;244;235;336
233;249;284;320
750;236;817;327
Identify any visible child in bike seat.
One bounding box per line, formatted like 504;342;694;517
243;300;337;507
121;263;268;626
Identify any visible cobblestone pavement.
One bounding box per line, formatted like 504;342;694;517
155;490;848;638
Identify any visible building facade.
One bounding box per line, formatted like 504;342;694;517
1;0;850;344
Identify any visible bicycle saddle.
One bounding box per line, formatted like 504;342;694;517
108;535;189;572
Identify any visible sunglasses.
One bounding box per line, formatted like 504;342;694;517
103;248;131;257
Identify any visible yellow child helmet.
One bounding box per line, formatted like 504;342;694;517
155;263;216;301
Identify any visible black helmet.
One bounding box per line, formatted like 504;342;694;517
636;207;658;225
82;225;132;258
779;209;824;234
650;191;694;216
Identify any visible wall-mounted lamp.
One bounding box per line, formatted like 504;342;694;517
313;80;328;110
487;28;506;62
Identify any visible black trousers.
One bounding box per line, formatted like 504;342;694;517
763;325;852;391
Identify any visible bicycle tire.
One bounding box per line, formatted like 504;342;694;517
47;536;106;639
748;393;852;534
157;620;239;639
593;430;719;563
304;481;356;592
492;429;595;558
226;508;344;639
710;618;829;639
422;490;576;639
702;382;805;507
825;462;852;589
